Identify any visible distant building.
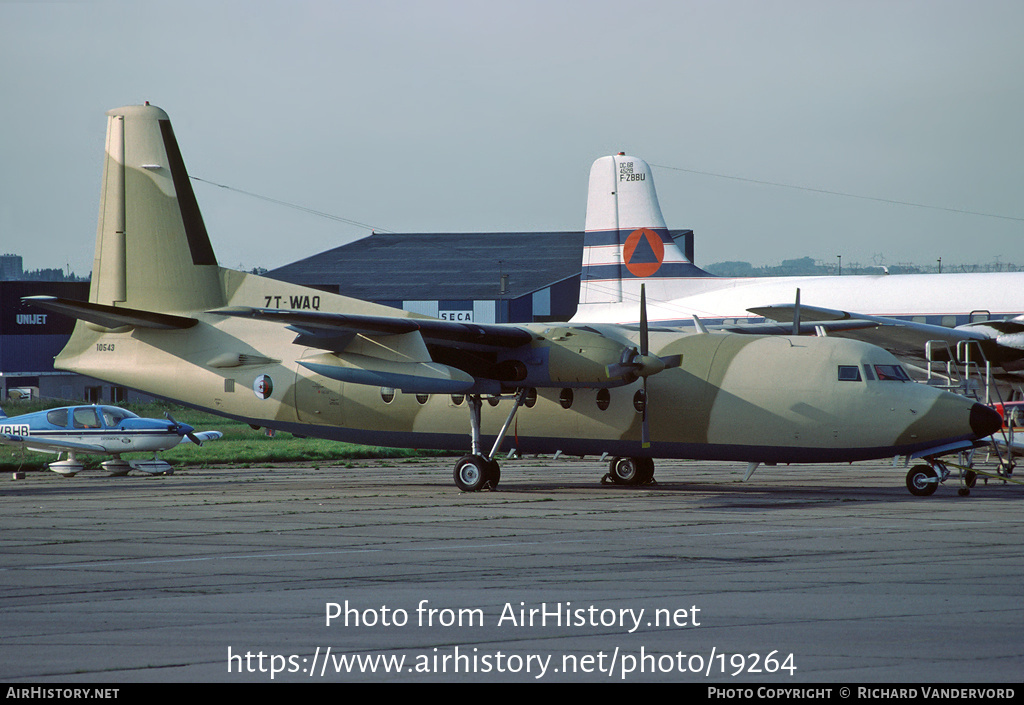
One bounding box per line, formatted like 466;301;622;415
0;254;23;281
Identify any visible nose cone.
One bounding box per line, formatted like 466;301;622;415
970;404;1002;439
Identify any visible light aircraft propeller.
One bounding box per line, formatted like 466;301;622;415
165;412;203;446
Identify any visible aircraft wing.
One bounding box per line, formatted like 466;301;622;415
179;430;224;445
210;306;538;395
0;433;107;455
745;303;991;360
210;307;533;351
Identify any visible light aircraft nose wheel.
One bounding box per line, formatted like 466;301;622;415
905;464;939;497
453;455;499;492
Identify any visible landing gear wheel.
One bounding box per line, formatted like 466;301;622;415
453;455;499;492
608;457;654;486
906;465;939;497
485;458;500;489
637;457;655;484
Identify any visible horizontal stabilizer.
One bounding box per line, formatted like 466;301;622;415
24;296;197;330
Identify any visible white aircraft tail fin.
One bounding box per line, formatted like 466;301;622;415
91;104;224;314
578;154;711;309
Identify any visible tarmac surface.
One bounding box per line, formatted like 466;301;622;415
1;456;1021;683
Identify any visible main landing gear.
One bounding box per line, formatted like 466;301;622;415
451;389;659;491
453;389;527;492
603;456;656;486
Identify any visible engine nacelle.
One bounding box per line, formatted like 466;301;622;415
501;326;640;388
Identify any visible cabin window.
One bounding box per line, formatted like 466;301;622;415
73;407;100;429
46;408;69;427
524;388;537;408
559;389;574;409
380;387;395;404
415;394;430;405
633;389;646;414
837;365;861;381
596;388;611;411
874;364;911;382
450;394;465;406
487;395;501;407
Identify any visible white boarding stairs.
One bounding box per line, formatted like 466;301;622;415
924;340;1017;473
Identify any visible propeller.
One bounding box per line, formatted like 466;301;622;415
165;412;203;445
602;285;682;447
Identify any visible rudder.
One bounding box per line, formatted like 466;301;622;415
92;104;224;314
579;154;707;308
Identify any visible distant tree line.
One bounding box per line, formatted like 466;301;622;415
19;268;90;282
704;257;1021;277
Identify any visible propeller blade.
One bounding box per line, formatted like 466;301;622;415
793;288;801;336
166;412;202;444
641;379;650;449
639;285;651;448
640;284;649;357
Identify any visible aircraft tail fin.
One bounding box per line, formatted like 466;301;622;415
91;104;224;314
578;154;711;307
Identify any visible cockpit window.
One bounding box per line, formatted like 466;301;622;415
838;365;862;381
874;364;911;381
101;407;137;427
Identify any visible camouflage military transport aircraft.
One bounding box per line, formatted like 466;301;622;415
26;104;1002;494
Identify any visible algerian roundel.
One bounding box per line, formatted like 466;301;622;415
622;228;665;277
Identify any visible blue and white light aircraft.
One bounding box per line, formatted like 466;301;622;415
0;404;222;476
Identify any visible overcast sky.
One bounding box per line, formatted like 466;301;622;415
3;0;1022;276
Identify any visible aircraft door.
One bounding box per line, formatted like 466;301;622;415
294;352;346;426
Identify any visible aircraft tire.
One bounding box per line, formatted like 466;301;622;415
964;470;977;488
637;457;655;484
484;459;500;489
454;455;496;492
906;465;939;497
609;457;649;486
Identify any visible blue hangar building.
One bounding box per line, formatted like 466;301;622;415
265;230;694;324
